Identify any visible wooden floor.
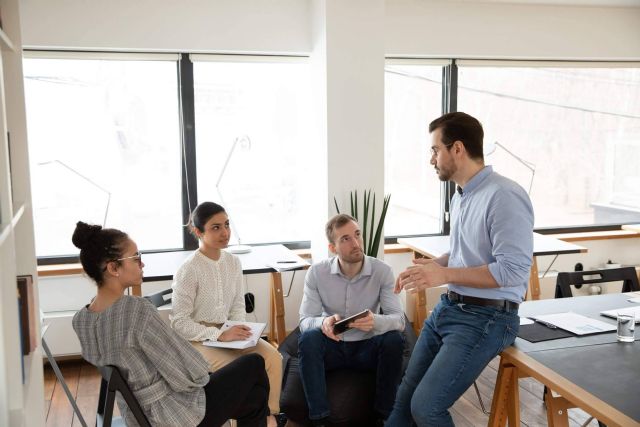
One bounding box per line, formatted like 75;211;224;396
44;358;601;427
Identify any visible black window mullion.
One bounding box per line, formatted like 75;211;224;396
178;53;198;250
441;61;458;235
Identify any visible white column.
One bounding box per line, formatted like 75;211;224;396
309;0;386;261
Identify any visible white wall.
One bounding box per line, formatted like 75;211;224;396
19;0;311;54
386;0;640;60
20;0;640;60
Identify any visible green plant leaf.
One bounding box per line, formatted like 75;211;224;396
370;194;391;257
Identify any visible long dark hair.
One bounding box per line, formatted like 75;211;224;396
71;221;129;286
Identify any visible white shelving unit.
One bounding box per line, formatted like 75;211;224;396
0;0;45;425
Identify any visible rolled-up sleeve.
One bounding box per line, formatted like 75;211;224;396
486;189;534;288
299;266;325;332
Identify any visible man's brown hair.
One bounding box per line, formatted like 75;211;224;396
325;214;358;243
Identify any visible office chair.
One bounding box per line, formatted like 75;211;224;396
555;266;639;299
96;365;151;427
143;288;172;308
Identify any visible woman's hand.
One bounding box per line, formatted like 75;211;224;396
218;325;252;342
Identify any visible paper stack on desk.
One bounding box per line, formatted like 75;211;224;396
530;312;616;335
203;321;266;349
600;306;640;324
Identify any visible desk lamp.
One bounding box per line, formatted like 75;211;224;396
216;135;252;254
484;141;536;195
38;159;111;226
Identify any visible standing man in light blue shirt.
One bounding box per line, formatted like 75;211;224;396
386;112;534;427
299;214;405;427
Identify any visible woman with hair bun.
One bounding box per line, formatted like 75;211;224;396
71;221;269;427
170;202;285;427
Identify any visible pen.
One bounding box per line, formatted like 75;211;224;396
277;260;297;263
530;318;557;329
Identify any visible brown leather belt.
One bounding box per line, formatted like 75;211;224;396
447;291;519;312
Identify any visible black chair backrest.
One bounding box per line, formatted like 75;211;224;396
555;267;640;299
144;288;172;308
96;365;152;427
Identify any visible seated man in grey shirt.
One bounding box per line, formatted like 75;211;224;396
298;214;405;427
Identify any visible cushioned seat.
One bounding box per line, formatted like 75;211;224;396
278;315;417;427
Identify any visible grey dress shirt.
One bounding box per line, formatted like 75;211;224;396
299;255;405;341
73;296;210;427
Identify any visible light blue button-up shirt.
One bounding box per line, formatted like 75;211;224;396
447;165;534;303
299;255;405;341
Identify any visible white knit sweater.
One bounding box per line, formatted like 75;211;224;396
170;250;245;342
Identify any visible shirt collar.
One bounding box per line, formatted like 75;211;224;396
330;255;372;278
460;165;492;195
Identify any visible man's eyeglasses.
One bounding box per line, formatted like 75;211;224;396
116;252;143;266
430;142;454;158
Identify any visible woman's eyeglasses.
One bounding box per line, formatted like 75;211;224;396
116;252;143;266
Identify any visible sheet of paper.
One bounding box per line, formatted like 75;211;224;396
531;312;616;335
266;259;309;272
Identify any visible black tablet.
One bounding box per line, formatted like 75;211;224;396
333;309;369;334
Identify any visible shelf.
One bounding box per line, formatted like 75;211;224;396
0;28;15;53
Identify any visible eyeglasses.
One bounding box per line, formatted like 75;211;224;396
116;252;143;266
430;142;454;158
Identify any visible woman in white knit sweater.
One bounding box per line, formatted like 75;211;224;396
170;202;284;427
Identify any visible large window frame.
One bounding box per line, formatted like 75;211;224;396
383;58;640;243
26;51;312;265
25;52;640;262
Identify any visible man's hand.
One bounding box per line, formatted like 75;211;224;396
396;258;448;293
218;325;252;342
322;314;342;341
349;310;374;332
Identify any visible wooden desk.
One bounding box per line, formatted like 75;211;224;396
141;245;309;344
489;293;640;427
398;233;586;334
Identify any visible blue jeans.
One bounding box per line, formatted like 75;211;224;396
385;294;519;427
298;329;405;420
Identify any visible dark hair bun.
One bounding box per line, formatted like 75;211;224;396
71;221;103;250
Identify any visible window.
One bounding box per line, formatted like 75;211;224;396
384;61;446;236
23;54;183;257
192;56;314;244
457;62;640;229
